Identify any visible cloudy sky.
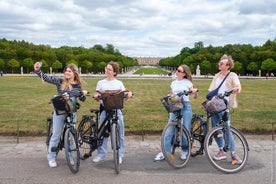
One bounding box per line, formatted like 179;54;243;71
0;0;275;57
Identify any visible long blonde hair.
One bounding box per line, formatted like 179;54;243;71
61;64;84;90
180;64;193;83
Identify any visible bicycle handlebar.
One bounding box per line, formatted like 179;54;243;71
217;90;233;99
176;89;198;97
93;90;132;100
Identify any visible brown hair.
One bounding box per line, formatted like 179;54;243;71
61;63;84;90
108;61;120;77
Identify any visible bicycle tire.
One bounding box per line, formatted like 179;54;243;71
111;121;120;174
77;117;94;160
64;127;80;174
204;126;249;174
190;115;205;157
45;117;53;153
161;121;191;169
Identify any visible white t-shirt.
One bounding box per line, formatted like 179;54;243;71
170;78;193;102
96;78;126;91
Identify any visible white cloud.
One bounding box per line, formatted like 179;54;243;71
0;0;275;57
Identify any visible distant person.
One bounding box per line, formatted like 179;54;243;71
154;64;198;161
207;54;242;164
33;62;88;168
266;72;269;79
0;71;3;77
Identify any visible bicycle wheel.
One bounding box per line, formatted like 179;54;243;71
190;115;205;157
161;121;191;169
111;121;120;174
46;117;52;152
204;126;249;174
77;117;95;160
64;127;80;174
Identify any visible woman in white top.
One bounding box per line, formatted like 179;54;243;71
92;61;132;164
154;64;198;161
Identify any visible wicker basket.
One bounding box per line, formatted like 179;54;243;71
101;91;124;110
160;96;183;113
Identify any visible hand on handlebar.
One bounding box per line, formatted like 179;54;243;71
79;90;89;102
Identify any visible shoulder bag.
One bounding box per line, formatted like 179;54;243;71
206;72;230;100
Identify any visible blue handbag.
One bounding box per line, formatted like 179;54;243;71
206;72;230;100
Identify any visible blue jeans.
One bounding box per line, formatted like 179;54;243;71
95;109;125;159
47;111;77;161
164;102;192;152
211;111;236;152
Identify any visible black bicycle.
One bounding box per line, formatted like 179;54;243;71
77;90;129;174
46;93;86;173
160;90;193;169
191;90;249;173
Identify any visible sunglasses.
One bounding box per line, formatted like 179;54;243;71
219;62;228;66
177;69;185;73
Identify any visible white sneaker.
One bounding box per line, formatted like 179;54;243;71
181;151;188;160
119;157;122;164
69;157;75;166
154;152;165;161
48;159;57;168
92;157;104;163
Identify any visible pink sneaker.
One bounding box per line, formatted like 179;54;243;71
213;150;227;160
231;152;242;164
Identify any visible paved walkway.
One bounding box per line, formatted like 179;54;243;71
0;135;275;184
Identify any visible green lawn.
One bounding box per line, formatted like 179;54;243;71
0;76;275;136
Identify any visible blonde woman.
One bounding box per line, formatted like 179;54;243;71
208;54;242;164
34;62;88;168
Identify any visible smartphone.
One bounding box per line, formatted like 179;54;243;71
38;62;42;68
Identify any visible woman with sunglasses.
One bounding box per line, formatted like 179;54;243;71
154;64;198;161
208;54;242;164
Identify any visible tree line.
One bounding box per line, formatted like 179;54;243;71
159;39;276;76
1;38;276;76
0;38;138;74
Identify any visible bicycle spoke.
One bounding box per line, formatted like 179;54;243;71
65;128;80;174
161;121;191;169
204;126;249;174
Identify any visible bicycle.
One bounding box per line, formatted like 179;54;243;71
160;90;193;169
46;93;86;173
190;90;249;173
77;90;130;174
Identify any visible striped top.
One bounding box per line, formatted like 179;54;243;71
35;70;83;98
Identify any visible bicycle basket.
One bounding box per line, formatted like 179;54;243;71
101;91;124;110
51;95;75;115
160;96;183;113
202;97;226;114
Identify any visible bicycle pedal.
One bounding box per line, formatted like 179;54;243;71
83;153;91;159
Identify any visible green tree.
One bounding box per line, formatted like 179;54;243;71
200;60;211;75
0;58;5;70
52;60;63;72
81;60;93;73
233;61;242;75
22;58;34;73
261;58;276;73
97;61;107;73
7;59;20;73
66;59;78;66
247;62;259;76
